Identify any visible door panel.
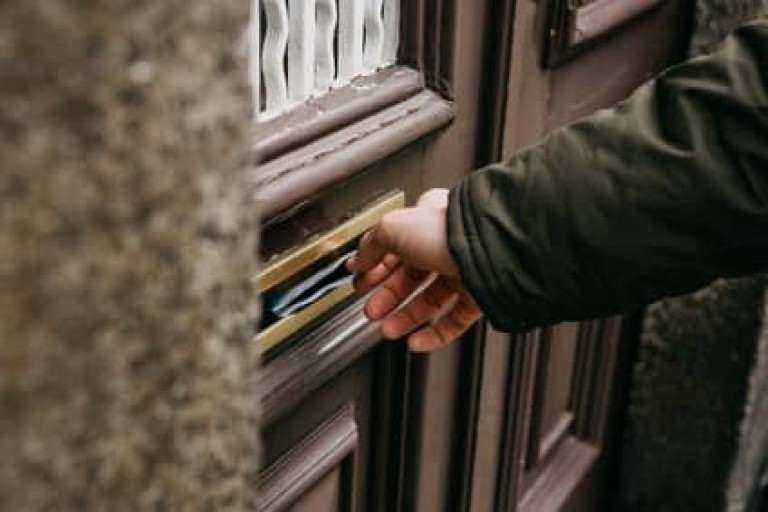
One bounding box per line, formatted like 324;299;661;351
536;324;579;454
287;469;343;512
260;403;358;512
501;0;690;157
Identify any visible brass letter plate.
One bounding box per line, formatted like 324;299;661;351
255;191;405;353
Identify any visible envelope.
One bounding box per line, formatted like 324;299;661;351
265;251;355;319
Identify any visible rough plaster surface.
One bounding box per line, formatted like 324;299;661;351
617;3;768;511
0;2;260;510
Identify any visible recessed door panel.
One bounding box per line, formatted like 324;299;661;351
539;323;579;446
470;0;692;510
285;468;343;512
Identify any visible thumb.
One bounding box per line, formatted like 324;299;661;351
347;208;412;273
416;188;449;208
358;205;459;277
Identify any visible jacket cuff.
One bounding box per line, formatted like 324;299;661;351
447;183;532;333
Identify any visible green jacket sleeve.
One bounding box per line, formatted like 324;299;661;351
447;18;768;333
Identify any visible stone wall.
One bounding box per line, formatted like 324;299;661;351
617;278;766;512
728;292;768;511
0;2;260;510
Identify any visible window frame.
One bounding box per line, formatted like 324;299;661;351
544;0;665;66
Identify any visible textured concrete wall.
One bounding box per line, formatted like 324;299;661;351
617;278;766;512
728;292;768;511
0;2;260;510
616;3;768;511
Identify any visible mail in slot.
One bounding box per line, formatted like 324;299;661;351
255;191;406;353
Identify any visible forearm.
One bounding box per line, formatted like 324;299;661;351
448;19;768;332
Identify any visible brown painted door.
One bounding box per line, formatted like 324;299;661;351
254;1;491;511
465;1;693;511
254;1;693;510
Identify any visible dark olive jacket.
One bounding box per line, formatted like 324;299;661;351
447;18;768;333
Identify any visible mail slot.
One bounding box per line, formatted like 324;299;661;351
255;191;406;353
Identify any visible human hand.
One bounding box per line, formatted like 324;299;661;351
346;189;482;352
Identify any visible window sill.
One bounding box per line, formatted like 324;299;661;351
255;66;424;163
253;83;453;221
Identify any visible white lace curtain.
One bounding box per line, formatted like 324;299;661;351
250;0;400;120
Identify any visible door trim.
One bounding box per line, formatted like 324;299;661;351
259;403;359;511
544;0;665;66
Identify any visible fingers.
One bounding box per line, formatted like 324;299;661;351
347;190;457;278
346;188;475;352
363;265;430;321
378;275;457;338
375;275;482;351
407;293;483;352
346;214;397;274
361;263;483;351
352;253;400;293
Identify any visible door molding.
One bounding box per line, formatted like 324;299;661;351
254;67;423;163
259;403;359;511
254;89;451;221
258;297;380;425
544;0;665;66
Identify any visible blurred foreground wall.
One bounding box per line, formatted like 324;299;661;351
0;2;260;510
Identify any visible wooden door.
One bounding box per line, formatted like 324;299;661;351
253;0;694;510
463;1;693;511
253;0;490;510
